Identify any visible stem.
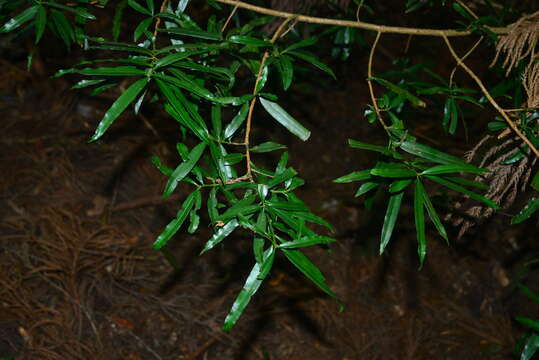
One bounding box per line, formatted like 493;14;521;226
443;35;539;158
243;18;293;181
153;0;170;38
214;0;508;37
367;31;389;132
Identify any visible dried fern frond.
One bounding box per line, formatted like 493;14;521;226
491;10;539;76
447;135;537;238
523;57;539;107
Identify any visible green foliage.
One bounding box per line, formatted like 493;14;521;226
1;0;537;338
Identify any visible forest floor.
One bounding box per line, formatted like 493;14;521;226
1;9;538;359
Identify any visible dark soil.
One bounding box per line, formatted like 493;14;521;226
1;4;539;359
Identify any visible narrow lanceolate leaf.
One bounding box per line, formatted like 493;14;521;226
279;235;336;249
511;198;539;225
50;9;74;47
287;50;336;80
0;5;38;33
250;141;286;153
127;0;152;15
224;103;248;139
370;167;416;178
400;141;468;165
348;139;391;154
90;77;148;141
259;98;311;141
355;181;379;197
389;179;412;193
163;142;207;198
200;219;239;254
134;17;153;41
417;180;448;242
34;6;46;44
253;237;264;264
277;55;294;90
420;164;487;176
282;249;337;299
380;191;404;254
152;191;196;249
426;175;501;210
154;49;208;68
228;35;272;47
414;179;426;266
42;2;96;19
164;27;221;40
521;333;539;360
208;187;219;223
369;77;426;107
223;248;274;331
334;169;371;183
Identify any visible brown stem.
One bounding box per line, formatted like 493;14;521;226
153;0;170;38
243;18;293;180
367;32;388;131
214;0;508;37
443;35;539;158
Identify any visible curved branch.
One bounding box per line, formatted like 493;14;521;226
214;0;508;37
442;35;539;158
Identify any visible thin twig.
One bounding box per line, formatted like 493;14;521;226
243;18;293;180
367;32;388;131
221;5;238;33
214;0;508;37
443;35;539;158
153;0;170;38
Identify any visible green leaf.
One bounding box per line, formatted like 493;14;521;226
228;35;272;47
200;219;239;254
250;141;286;153
334;169;371;183
284;36;318;52
487;121;507;131
127;0;152;15
348;139;391;154
211;104;222;138
517;317;539;333
277;55;293;90
188;190;202;233
218;194;259;222
165;27;221;40
355;181;379;197
414;179;426;266
259;98;311;141
0;5;38;33
267;168;297;188
282;248;337;298
370;166;416;178
389;179;412;193
511;198;539;225
223;247;273;331
66;66;147;76
90;77;149;141
42;2;96;20
400;141;468;165
72;79;106;89
155;49;208;68
426;175;501;210
253;237;264;264
134;17;153;41
152;191;197;249
112;0;128;41
287;50;336;80
224;103;248;139
521;333;539;360
34;5;46;43
255;64;269;93
380;191;404;254
208;187;218;223
163;142;207;198
417;180;448;242
420;164;487;176
369;77;426;107
157;80;209;142
145;0;154;14
532;171;539;192
279;235;335;249
50;9;74;47
151;155;173;175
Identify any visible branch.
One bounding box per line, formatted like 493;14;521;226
214;0;508;37
366;31;388;131
442;35;539;158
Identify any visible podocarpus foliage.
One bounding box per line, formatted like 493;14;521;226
1;0;538;352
